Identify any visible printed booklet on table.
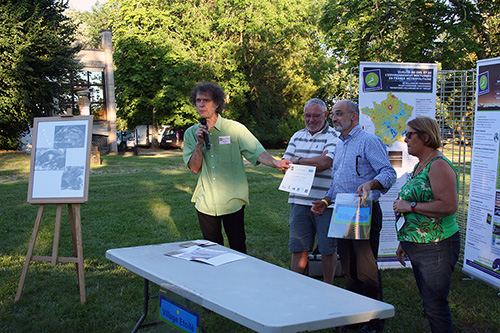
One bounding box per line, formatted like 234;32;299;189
165;244;245;266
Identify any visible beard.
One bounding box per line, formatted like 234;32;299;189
306;121;325;133
333;119;351;133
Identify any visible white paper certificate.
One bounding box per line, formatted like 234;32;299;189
278;164;316;195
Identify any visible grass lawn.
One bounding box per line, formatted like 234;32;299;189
0;149;499;332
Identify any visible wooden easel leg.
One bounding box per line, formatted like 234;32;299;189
68;204;77;257
51;204;63;266
15;205;45;302
16;204;86;303
73;204;86;303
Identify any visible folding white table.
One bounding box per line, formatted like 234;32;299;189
106;242;394;332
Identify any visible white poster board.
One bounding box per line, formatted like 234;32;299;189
462;57;500;290
27;116;93;204
359;62;438;268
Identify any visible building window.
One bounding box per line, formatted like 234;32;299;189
67;70;106;120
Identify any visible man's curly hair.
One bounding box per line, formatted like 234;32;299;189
189;82;225;114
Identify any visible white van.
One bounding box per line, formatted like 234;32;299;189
134;125;166;147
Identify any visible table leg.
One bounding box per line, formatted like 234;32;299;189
132;278;164;332
132;279;149;333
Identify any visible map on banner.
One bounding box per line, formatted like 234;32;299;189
359;61;438;269
361;92;414;146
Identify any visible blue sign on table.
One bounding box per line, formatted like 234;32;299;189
159;295;199;333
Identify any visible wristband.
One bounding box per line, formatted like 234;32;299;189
410;201;417;213
321;199;329;207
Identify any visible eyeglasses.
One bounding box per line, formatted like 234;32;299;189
405;131;420;139
332;111;351;118
304;113;324;119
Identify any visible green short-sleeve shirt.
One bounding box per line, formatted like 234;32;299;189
183;116;266;216
397;156;460;243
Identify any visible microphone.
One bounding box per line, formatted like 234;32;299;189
200;118;211;150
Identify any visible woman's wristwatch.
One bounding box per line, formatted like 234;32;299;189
411;201;417;213
293;156;302;164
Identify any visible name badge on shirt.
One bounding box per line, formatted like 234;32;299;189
219;136;231;145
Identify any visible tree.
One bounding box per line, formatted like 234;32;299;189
319;0;500;96
0;0;80;150
327;0;500;68
108;0;333;146
217;0;334;145
65;1;111;49
108;0;208;134
113;35;198;129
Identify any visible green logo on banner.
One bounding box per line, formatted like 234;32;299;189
479;75;488;90
365;72;379;87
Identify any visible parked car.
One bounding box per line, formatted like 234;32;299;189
117;130;135;151
441;125;455;146
160;128;184;149
126;132;136;149
440;125;472;146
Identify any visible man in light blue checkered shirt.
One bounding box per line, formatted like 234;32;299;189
312;100;396;333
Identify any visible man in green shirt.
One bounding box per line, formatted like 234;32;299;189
183;82;291;253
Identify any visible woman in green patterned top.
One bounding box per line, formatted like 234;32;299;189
393;116;460;333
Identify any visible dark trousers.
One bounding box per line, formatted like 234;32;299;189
401;231;460;332
196;206;247;254
338;201;384;330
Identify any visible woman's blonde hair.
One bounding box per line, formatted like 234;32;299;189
407;116;441;149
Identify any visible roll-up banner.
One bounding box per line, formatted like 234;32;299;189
462;57;500;290
359;62;438;268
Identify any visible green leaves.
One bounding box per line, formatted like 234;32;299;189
0;0;80;149
320;0;500;71
108;0;333;145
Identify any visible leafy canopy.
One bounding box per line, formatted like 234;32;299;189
320;0;500;71
107;0;333;146
0;0;80;150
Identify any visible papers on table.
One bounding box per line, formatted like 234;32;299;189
165;245;245;266
278;164;316;195
179;240;217;248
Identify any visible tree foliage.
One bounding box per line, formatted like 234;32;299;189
107;0;333;146
320;0;500;72
0;0;80;149
69;0;500;148
66;2;111;49
318;0;500;100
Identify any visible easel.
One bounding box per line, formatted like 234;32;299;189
15;203;86;303
18;115;93;304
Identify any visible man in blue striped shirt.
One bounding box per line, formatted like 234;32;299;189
312;99;396;333
283;98;340;284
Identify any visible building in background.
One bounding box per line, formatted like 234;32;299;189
71;29;117;153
